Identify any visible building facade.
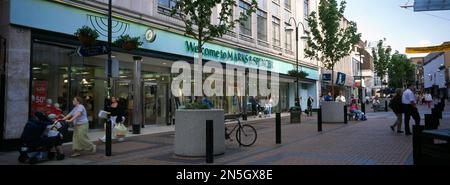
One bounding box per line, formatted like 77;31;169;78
0;0;320;146
423;50;450;100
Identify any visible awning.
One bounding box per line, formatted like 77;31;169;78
406;42;450;54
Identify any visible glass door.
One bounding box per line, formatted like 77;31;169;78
143;82;157;125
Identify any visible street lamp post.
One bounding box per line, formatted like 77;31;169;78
357;51;365;114
286;17;309;107
105;0;112;156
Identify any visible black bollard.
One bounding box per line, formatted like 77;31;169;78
361;102;366;114
105;119;112;156
424;114;432;130
344;105;348;124
385;101;388;112
206;120;214;163
276;113;281;144
412;125;424;165
318;107;322;132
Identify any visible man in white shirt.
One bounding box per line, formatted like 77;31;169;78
335;92;346;103
402;84;420;136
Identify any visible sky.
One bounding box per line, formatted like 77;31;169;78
341;0;450;58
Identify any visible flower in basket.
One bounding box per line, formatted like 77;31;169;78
74;26;99;46
113;34;143;51
287;70;309;79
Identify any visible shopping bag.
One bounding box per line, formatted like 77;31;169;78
114;123;127;138
98;110;109;119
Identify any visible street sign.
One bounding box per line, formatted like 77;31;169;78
336;72;346;86
76;45;108;57
322;74;331;81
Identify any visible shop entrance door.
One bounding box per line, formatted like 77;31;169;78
143;82;157;125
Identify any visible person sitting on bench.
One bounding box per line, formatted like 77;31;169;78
350;102;365;120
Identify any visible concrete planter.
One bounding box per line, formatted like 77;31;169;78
174;109;225;157
321;102;346;123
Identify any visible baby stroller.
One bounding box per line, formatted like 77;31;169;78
256;103;269;118
18;112;68;164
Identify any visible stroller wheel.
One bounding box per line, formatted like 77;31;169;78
18;155;29;163
56;154;65;161
28;157;38;165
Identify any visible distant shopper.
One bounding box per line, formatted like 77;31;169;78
389;88;404;133
424;92;433;108
307;96;314;117
324;92;333;102
402;84;420;136
100;96;126;143
62;96;96;157
335;92;346;103
350;101;366;121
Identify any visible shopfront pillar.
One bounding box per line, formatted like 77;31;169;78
132;56;143;134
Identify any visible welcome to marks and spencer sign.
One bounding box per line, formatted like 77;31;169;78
185;41;273;69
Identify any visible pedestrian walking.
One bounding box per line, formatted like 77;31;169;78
389;88;404;133
402;84;420;136
62;96;96;157
307;96;314;117
424;91;433;109
99;96;126;143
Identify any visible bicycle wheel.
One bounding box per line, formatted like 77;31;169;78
236;124;257;147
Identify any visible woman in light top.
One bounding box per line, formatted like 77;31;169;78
62;96;96;157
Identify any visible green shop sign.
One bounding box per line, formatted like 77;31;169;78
185;41;273;69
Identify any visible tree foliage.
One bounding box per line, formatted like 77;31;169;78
388;51;415;88
372;40;392;82
304;0;361;96
171;0;257;52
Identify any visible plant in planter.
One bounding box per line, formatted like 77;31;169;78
113;34;143;51
183;102;210;110
74;26;99;46
287;70;309;79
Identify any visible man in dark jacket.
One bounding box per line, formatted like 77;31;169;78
389;88;404;133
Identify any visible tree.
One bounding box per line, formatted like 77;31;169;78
171;0;257;99
388;51;415;89
304;0;361;97
372;39;392;87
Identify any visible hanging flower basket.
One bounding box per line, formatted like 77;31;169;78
74;26;99;46
288;70;309;79
113;35;143;51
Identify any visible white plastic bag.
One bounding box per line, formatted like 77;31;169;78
114;123;127;138
98;110;109;119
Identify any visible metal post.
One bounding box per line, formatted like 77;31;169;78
318;107;322;132
424;114;432;130
412;125;424;165
206;120;214;163
105;0;112;157
276;113;281;144
295;27;300;107
385;101;388;112
344;105;348;124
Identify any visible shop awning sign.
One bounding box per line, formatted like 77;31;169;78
405;42;450;54
76;45;108;57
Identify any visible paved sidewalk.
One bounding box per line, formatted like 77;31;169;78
1;104;448;165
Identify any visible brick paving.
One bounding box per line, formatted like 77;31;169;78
1;103;449;165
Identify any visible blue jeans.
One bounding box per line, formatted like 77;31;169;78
352;110;363;120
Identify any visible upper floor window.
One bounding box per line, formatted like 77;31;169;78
272;17;281;47
284;0;291;10
159;0;176;9
304;0;309;19
257;0;266;10
272;2;280;17
239;1;252;36
257;10;268;42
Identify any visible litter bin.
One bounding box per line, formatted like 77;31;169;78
290;106;301;124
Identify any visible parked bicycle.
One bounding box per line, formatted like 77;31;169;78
225;113;257;147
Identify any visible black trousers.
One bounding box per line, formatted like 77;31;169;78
403;104;420;134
